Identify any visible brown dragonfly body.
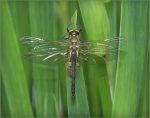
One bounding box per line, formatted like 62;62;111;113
67;29;80;97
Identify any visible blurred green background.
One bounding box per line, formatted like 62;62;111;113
0;0;149;118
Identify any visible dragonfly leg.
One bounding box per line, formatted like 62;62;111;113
66;62;71;68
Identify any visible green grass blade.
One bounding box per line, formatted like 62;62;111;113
0;2;2;117
106;1;121;93
78;1;110;40
112;1;149;117
139;60;149;117
1;1;33;117
57;2;69;117
1;76;10;117
78;1;112;117
29;1;59;117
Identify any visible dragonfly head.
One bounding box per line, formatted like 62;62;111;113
67;29;82;37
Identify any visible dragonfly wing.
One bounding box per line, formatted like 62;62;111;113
79;37;124;45
20;36;68;49
78;52;99;64
79;37;124;55
21;36;68;63
78;38;123;63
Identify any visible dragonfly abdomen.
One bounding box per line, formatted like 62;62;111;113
70;61;76;79
71;76;75;97
69;50;77;78
69;50;77;97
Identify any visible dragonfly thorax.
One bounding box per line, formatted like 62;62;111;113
71;38;77;44
69;38;79;50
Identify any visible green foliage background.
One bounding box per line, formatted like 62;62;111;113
0;0;149;118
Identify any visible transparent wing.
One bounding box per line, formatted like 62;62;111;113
21;36;69;62
78;37;124;63
21;36;68;49
79;37;123;55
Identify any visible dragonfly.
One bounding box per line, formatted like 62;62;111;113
21;28;122;97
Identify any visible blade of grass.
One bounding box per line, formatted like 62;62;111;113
106;1;121;95
1;80;11;117
7;1;30;37
29;1;59;117
0;2;2;117
138;59;149;117
6;0;32;97
57;1;71;117
78;1;112;117
1;1;33;117
112;1;149;117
